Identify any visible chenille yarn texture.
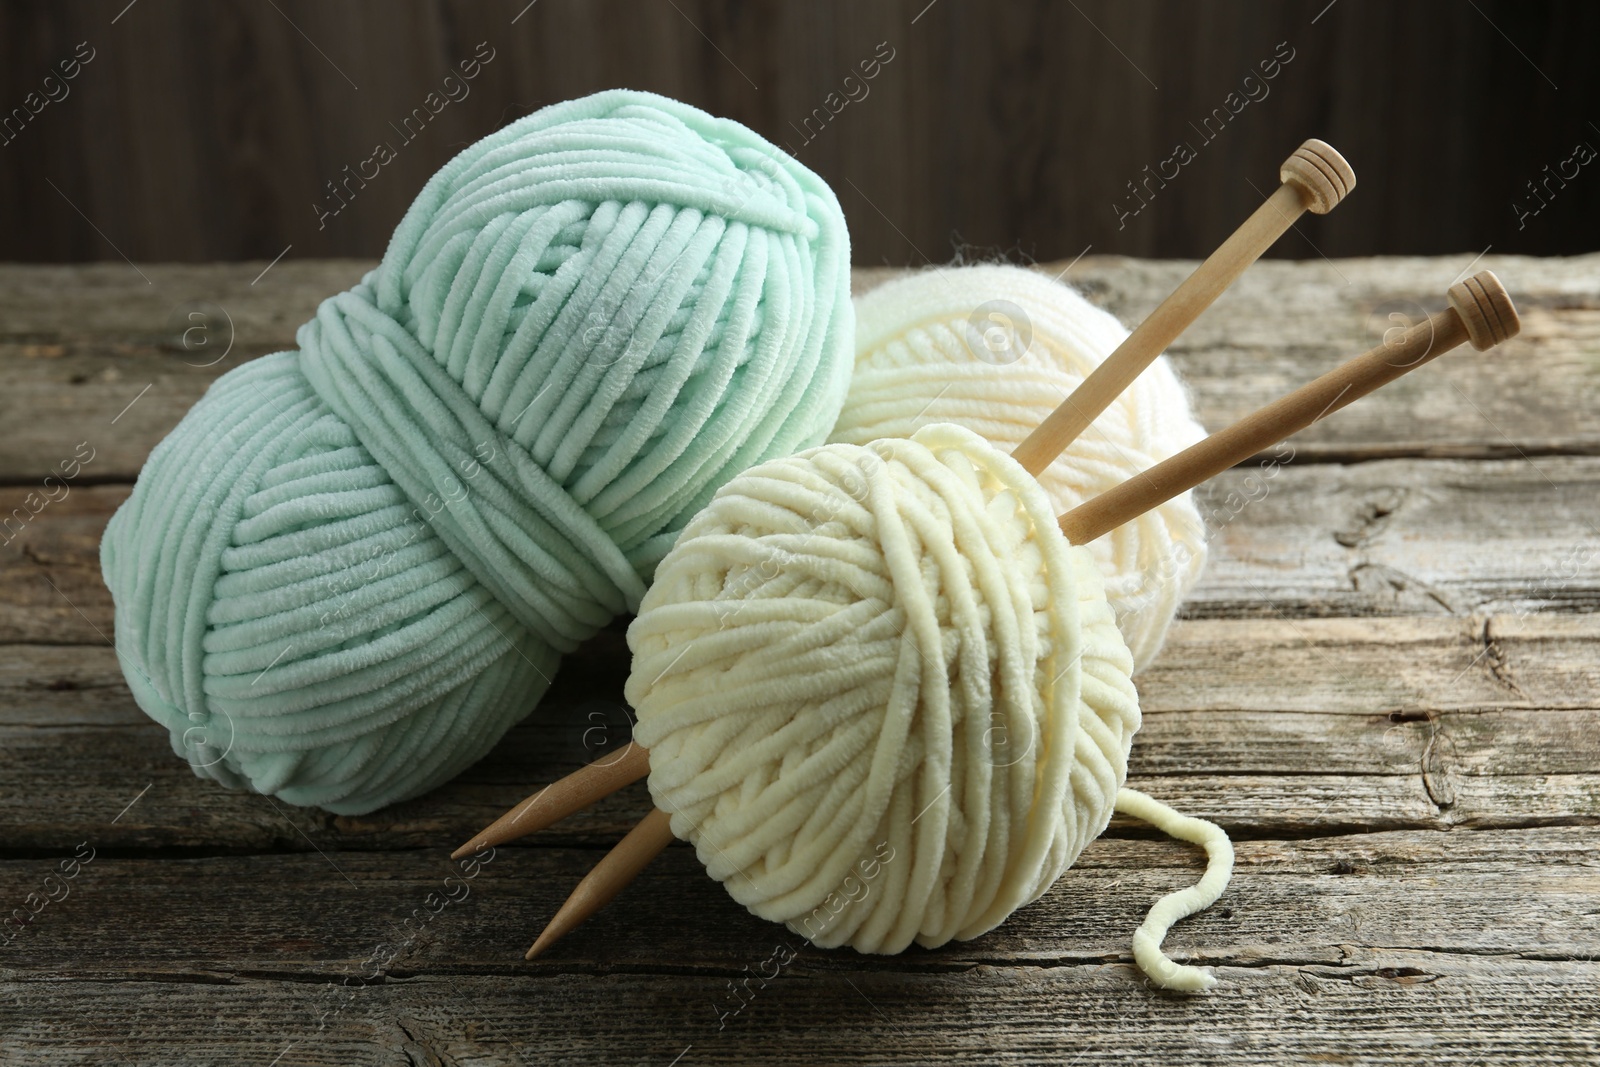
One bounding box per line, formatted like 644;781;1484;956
100;89;854;815
627;424;1232;991
830;265;1207;671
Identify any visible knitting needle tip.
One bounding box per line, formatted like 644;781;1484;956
517;808;676;961
524;929;558;961
449;839;485;861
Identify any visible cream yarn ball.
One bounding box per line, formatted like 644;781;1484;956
627;424;1230;991
831;264;1207;671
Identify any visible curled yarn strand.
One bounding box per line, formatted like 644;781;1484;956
1115;786;1235;992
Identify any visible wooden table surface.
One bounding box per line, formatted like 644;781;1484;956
2;254;1597;1065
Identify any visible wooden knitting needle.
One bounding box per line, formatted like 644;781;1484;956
450;741;649;860
525;808;673;959
1059;270;1519;544
460;137;1350;863
1010;138;1355;476
494;271;1518;960
457;136;1354;864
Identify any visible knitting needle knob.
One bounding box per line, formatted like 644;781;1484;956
1449;270;1520;350
1010;137;1355;474
1278;138;1356;215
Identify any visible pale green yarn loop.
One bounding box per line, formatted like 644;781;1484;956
102;90;853;815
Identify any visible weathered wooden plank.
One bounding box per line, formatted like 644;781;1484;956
19;614;1600;729
10;454;1600;647
1;254;1595;480
0;261;369;487
0;729;1473;848
1142;615;1600;715
2;614;1596;851
0;261;370;338
3;255;1595;1064
1190;457;1600;618
16;613;1600;735
1;954;1595;1066
862;252;1600;459
0;485;119;645
1;828;1595;980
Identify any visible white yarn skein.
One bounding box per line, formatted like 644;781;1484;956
627;424;1232;992
831;265;1207;672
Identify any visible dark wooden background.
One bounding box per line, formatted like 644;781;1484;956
1;0;1596;268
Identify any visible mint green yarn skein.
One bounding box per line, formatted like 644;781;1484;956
100;90;853;815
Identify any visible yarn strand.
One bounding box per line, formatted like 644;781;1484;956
1114;786;1234;993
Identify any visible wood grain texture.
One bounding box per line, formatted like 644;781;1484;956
7;451;1599;647
5;0;1600;268
2;615;1596;851
1;828;1596;978
2;957;1597;1066
0;254;1594;482
1;255;1595;1064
